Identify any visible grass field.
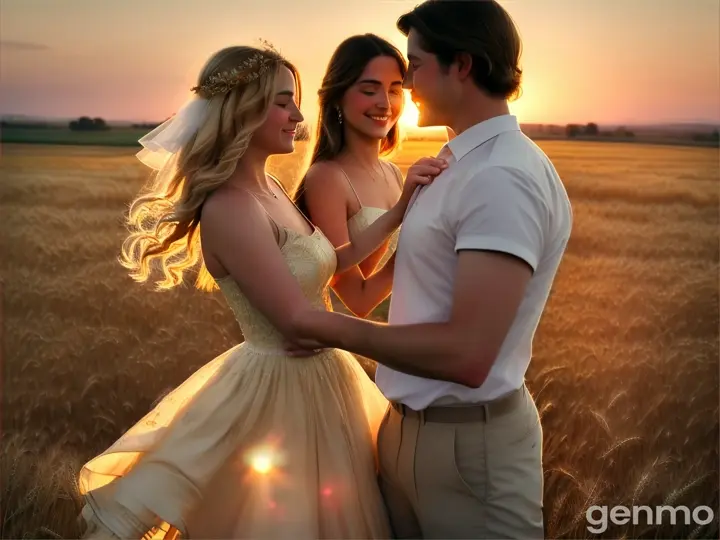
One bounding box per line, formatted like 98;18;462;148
1;139;718;539
0;127;150;147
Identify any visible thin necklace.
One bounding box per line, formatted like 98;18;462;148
244;188;277;199
265;175;279;199
235;182;278;200
352;156;387;185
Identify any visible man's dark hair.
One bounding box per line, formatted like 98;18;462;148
397;0;523;100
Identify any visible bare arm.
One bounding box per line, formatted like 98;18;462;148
333;252;396;318
355;161;404;278
291;166;552;388
201;191;316;340
302;162;397;317
292;250;532;387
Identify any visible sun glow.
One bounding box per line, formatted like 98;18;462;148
399;91;419;128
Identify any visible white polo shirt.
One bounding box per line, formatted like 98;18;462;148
375;114;572;408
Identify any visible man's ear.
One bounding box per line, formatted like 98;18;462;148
455;52;474;80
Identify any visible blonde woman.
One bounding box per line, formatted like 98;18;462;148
76;44;446;539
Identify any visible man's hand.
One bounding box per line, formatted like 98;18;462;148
283;337;327;357
283;309;344;356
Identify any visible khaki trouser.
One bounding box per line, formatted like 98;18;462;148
377;385;544;539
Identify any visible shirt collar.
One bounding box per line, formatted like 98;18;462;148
440;114;521;162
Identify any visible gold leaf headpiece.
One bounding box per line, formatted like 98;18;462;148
191;42;282;99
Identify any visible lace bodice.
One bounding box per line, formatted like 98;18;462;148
214;227;337;350
347;207;399;268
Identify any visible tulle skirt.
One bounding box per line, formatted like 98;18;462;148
77;341;392;539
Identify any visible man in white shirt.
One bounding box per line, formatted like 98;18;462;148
290;0;572;537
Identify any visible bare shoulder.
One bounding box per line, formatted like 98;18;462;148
202;188;248;224
301;161;352;214
303;161;348;195
201;188;269;244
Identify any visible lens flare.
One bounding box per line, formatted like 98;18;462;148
246;446;276;475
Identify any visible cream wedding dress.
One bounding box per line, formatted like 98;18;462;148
77;221;393;539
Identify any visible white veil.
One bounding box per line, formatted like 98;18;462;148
135;97;211;171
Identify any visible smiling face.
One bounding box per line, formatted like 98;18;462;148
403;28;458;128
250;65;304;155
340;55;405;140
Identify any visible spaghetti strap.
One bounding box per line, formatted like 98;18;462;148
266;173;318;235
244;187;288;248
388;162;403;191
267;172;289;196
336;164;363;209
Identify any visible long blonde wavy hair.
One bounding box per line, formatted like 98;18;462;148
119;44;301;292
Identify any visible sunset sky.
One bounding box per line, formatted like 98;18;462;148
1;0;718;127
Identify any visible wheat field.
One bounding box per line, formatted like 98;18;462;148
1;139;718;539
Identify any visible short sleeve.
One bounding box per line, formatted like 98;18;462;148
448;166;548;271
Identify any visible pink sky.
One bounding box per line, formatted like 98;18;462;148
1;0;718;126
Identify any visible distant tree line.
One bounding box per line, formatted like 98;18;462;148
565;122;634;138
63;116;313;142
693;129;719;143
15;115;715;146
69;116;110;131
67;116;163;131
132;122;162;129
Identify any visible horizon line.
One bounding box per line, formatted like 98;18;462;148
1;113;719;129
